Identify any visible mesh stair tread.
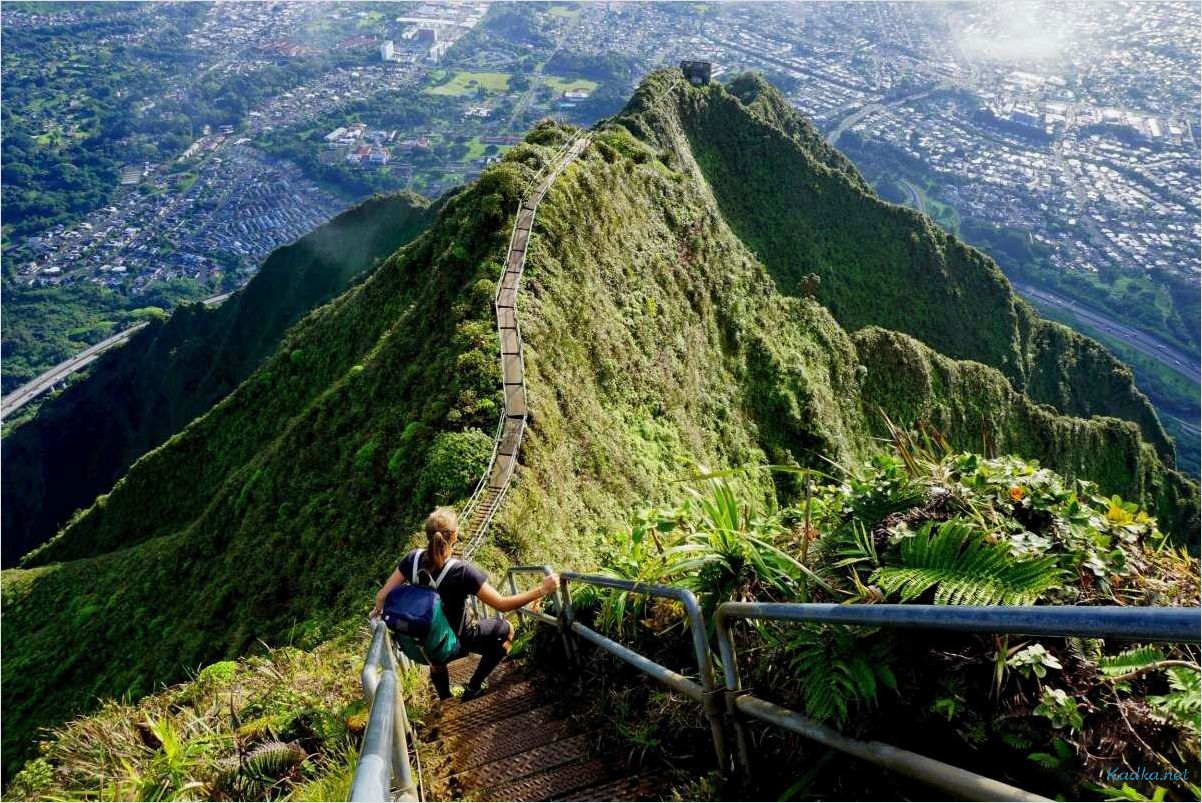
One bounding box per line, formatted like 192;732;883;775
481;757;613;802
446;656;522;689
442;707;577;770
559;773;662;802
451;731;600;793
437;680;541;727
437;698;561;742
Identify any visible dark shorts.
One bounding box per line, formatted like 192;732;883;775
456;616;512;657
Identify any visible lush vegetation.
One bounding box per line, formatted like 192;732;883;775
3;632;430;802
626;70;1174;463
1;277;210;395
1;131;572;777
854;326;1199;539
551;434;1198;800
840;133;1200;363
2;193;434;566
4;73;1194;793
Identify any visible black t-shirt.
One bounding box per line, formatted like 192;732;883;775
398;549;488;636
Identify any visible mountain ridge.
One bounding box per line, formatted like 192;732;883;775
2;72;1195;778
2;192;435;566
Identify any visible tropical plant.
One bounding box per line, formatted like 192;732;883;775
1033;687;1084;732
1148;667;1201;739
769;623;898;725
1006;644;1063;680
667;476;833;609
872;519;1063;605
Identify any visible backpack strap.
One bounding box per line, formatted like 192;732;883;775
432;558;459;590
412;549;458;589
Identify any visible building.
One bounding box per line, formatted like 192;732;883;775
681;60;712;85
380;40;395;61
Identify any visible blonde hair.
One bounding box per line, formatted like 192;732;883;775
424;507;459;570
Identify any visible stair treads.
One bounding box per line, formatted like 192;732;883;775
438;698;562;741
448;709;577;770
445;656;521;689
438;680;539;727
484;757;611;802
561;773;661;802
456;731;598;794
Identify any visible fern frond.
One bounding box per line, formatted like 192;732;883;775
872;519;1062;605
1098;646;1167;677
781;624;898;726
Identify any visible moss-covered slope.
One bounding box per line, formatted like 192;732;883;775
3;75;1195;780
855;327;1198;537
619;70;1174;462
2;193;434;567
2;152;539;775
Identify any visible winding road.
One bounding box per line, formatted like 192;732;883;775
1;291;234;420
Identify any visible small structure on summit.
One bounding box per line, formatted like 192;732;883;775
680;60;712;85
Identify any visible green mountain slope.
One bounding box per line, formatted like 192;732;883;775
3;74;1195;778
2;193;434;567
633;71;1174;462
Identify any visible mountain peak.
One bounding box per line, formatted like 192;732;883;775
2;76;1194;779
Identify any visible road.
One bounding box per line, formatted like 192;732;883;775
1011;280;1200;384
1;292;234;420
826;83;950;147
897;177;924;214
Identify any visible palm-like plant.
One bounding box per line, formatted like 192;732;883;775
665;477;834;612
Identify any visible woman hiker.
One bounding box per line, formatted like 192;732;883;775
370;506;560;701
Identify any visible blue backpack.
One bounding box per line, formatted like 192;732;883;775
382;550;462;665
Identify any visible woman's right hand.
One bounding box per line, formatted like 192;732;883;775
539;573;560;597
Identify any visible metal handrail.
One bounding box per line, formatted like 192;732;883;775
505;564;1199;800
351;620;420;802
713;602;1201;801
512;569;728;770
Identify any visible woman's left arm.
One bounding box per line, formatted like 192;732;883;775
370;568;405;619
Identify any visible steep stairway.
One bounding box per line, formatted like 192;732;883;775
418;654;662;802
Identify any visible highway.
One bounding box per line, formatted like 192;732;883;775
1011;280;1200;384
1;292;233;420
897;177;924;214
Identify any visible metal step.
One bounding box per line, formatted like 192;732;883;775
438;680;540;727
484;757;613;802
445;656;521;689
444;708;578;771
562;773;662;802
453;732;599;794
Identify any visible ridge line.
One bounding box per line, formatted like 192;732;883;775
461;133;589;559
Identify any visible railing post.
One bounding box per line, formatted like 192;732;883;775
558;576;578;666
714;607;753;777
679;589;730;775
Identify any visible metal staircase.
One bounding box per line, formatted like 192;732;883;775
459;133;591;561
348;128;1200;802
422;654;660;801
